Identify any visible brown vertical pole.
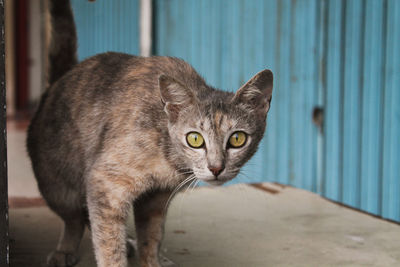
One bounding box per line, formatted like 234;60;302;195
15;0;28;111
0;0;8;265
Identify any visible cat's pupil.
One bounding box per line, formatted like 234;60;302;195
194;135;198;141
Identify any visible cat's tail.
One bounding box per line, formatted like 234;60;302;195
47;0;78;86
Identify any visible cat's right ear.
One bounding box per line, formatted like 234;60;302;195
159;75;196;122
232;69;273;118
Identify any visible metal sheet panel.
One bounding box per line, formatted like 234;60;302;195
272;0;292;186
289;0;319;191
71;0;139;61
359;0;386;215
323;0;344;201
319;0;399;220
341;0;364;209
381;0;400;222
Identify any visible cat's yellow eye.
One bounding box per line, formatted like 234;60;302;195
228;131;247;148
186;132;205;148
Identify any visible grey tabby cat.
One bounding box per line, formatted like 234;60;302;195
27;0;274;266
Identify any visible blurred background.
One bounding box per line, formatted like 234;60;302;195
5;0;400;224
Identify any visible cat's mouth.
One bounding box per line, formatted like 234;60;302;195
193;168;239;186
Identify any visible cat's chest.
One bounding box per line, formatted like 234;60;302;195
135;155;184;188
107;141;179;188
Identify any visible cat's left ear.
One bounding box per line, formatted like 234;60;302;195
232;69;273;116
159;75;197;122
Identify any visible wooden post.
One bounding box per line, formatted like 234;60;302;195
0;0;9;265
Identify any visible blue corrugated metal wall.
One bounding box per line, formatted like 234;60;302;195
321;0;400;221
153;0;400;222
70;0;139;61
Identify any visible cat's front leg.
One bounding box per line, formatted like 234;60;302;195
87;168;147;267
134;190;172;267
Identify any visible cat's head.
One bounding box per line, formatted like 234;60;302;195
159;70;273;185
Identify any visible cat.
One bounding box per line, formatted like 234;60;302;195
27;0;273;266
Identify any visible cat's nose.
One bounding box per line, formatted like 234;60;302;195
208;165;224;177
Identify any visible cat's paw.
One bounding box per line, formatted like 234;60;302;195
47;251;79;267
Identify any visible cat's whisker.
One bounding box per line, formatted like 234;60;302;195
237;170;251;180
177;176;198;226
177;176;198;218
236;168;258;178
174;167;193;173
236;170;262;196
172;170;195;179
175;171;194;176
188;177;199;193
190;179;200;194
164;175;196;213
181;177;197;198
176;174;196;191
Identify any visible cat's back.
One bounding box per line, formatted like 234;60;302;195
33;52;208;138
45;52;206;110
28;52;207;170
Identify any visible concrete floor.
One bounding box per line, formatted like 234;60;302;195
7;119;41;197
7;119;400;266
9;184;400;267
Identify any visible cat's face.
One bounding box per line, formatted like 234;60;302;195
159;70;273;185
168;103;265;185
